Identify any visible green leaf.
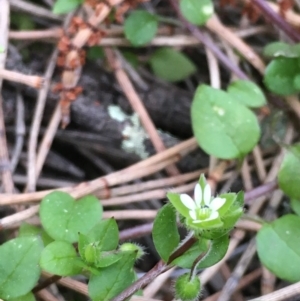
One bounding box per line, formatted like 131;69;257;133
197;235;229;269
293;74;300;90
264;57;300;96
9;292;36;301
257;214;300;282
172;240;208;268
0;237;43;299
217;193;237;216
278;144;300;199
88;251;136;301
227;80;266;108
53;0;83;14
40;191;102;243
124;10;158;46
78;218;119;259
19;223;53;246
153;203;180;262
291;199;300;216
19;223;40;237
40;241;83;276
149;48;196;82
180;0;214;25
191;85;260;159
95;251;123;268
167;192;190;219
263;42;300;58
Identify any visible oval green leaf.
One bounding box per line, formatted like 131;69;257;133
52;0;83;14
0;237;43;299
263;42;300;58
95;251;123;268
9;292;36;301
149;48;196;82
197;235;229;269
264;57;300;96
257;214;300;282
88;251;136;301
40;191;102;243
278;144;300;199
227;80;266;108
78;218;119;259
172;240;208;268
180;0;214;25
291;199;300;216
153;203;180;262
191;85;260;159
40;241;83;276
124;10;158;46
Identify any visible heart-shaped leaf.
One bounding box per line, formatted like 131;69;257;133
88;251;136;301
197;235;229;269
9;292;36;301
257;214;300;282
40;191;102;243
264;57;300;96
52;0;83;14
149;48;196;82
191;85;260;159
40;241;83;276
78;218;119;260
263;42;300;58
124;10;158;46
180;0;214;25
172;240;208;268
227;80;266;108
291;199;300;216
0;237;43;299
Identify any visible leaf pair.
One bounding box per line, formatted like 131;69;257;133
191;84;264;159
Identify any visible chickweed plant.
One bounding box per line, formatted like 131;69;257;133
2;0;300;300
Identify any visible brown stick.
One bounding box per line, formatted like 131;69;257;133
105;48;180;176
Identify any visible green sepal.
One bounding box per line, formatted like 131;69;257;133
186;216;223;229
199;174;207;191
199;228;231;240
217;193;236;216
167;192;190;219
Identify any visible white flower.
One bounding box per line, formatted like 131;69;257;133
180;183;226;225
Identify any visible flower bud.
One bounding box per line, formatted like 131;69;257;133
84;243;97;264
119;243;144;259
175;273;201;301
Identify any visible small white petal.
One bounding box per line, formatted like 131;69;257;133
203;184;212;206
180;194;196;210
189;210;196;220
194;184;202;207
210;198;226;211
205;211;219;221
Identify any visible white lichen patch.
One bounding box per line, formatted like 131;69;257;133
108;105;149;159
108;105;127;122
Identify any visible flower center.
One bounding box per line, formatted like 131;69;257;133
196;207;211;220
